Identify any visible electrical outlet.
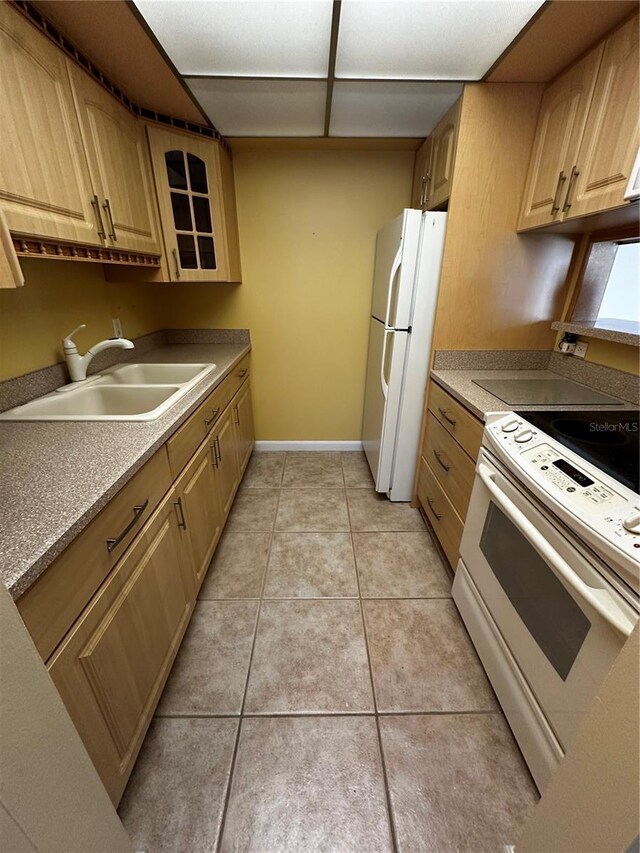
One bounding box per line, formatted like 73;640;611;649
574;341;588;359
112;318;123;338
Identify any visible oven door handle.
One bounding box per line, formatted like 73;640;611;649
477;463;635;638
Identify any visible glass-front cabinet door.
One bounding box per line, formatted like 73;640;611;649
146;125;241;283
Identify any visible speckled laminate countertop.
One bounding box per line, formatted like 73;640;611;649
430;368;633;421
0;342;250;599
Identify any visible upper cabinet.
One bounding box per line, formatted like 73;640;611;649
68;63;161;255
427;99;461;211
565;15;639;220
518;13;639;230
411;136;434;210
146;126;242;283
0;4;102;246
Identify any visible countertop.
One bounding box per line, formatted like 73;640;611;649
430;368;633;421
0;342;250;599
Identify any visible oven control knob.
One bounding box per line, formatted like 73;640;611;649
514;429;534;443
501;418;520;433
622;508;640;534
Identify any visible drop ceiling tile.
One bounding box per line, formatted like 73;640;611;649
329;81;463;137
135;0;334;77
185;78;327;136
335;0;545;80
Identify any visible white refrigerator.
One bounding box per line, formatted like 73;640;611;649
362;209;447;501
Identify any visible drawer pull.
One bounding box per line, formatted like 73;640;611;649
438;407;457;427
426;496;442;521
238;368;248;378
173;497;187;530
106;499;149;553
204;407;220;428
433;449;451;472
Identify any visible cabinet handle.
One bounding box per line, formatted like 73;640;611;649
438;407;457;427
237;368;248;378
233;404;240;425
423;173;431;208
426;496;442;521
172;248;181;280
102;198;117;241
210;440;219;468
433;449;451;472
551;170;567;215
91;194;106;241
106;499;149;553
204;407;220;428
562;165;579;213
213;435;222;464
420;176;427;206
173;497;187;530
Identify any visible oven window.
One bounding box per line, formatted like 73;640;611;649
480;503;591;680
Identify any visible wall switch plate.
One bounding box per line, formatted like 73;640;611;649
574;341;588;359
112;318;123;338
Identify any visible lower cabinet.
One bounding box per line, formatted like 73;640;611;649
234;379;255;474
213;402;240;516
20;362;255;806
174;438;223;594
47;488;193;805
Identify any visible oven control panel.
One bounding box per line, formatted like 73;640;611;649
485;415;640;576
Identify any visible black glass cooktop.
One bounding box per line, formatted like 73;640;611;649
515;410;640;493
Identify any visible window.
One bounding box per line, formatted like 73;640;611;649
164;151;217;271
569;231;640;337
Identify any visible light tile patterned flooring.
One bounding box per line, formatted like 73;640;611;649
119;451;538;853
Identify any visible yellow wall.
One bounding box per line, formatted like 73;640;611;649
159;148;414;441
0;259;164;380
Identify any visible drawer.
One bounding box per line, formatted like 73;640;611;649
428;381;483;461
422;412;476;519
17;447;172;662
417;455;464;570
166;353;250;477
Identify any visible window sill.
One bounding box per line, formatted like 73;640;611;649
551;320;639;348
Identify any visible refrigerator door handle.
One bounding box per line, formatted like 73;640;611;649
380;328;392;399
384;247;403;328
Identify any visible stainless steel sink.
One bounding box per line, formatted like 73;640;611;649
0;363;217;421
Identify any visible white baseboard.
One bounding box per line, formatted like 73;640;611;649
253;440;363;452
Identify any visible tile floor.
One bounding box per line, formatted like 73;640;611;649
119;451;538;853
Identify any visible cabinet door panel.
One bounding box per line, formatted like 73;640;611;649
48;491;192;805
567;15;639;219
214;405;240;517
0;5;100;244
234;380;255;475
176;439;223;592
517;46;602;230
428;100;460;210
68;62;160;254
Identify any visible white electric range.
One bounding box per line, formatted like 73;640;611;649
452;409;640;792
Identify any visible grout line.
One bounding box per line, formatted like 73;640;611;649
345;486;399;853
154;708;500;720
215;483;282;852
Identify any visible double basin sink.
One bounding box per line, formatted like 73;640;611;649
0;363;216;421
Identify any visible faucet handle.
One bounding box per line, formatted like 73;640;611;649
63;324;86;353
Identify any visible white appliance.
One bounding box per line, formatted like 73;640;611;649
362;209;446;501
453;411;640;793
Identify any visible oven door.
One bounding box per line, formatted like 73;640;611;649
461;448;637;752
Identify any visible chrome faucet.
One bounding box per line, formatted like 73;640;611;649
62;324;134;382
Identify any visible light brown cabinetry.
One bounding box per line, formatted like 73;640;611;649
146;125;241;283
428;99;461;210
68;63;160;255
233;379;255;474
0;4;101;245
411;136;434;210
174;439;223;593
47;488;193;805
518;13;639;229
566;15;639;219
17;354;255;804
414;381;483;570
